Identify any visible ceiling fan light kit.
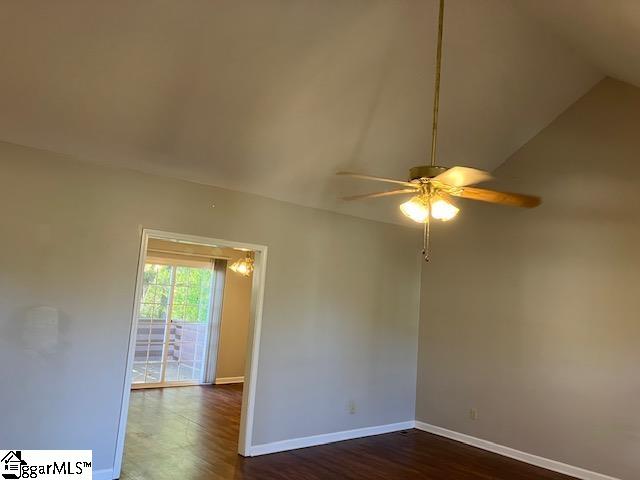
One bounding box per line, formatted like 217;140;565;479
400;190;459;223
338;0;541;262
400;195;431;223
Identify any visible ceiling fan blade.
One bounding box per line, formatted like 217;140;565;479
432;166;493;187
337;171;417;188
342;189;418;201
452;186;541;208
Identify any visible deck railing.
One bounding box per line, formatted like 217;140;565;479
134;319;208;363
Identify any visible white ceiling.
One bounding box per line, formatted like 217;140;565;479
0;0;607;224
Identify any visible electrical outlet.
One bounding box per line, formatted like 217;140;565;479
469;408;478;420
348;400;357;415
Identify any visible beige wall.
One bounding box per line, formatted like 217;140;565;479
217;249;252;380
0;144;420;472
416;78;640;480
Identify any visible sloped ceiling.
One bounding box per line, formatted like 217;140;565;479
0;0;602;224
516;0;640;89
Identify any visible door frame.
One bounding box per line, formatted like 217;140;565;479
112;229;268;477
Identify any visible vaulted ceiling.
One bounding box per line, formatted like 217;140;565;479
1;0;626;224
516;0;640;89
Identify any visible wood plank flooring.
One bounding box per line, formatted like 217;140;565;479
121;385;575;480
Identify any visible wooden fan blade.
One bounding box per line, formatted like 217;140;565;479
342;189;418;201
337;171;417;188
432;166;493;187
452;186;541;208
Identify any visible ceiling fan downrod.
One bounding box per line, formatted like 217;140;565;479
429;0;445;168
421;0;445;262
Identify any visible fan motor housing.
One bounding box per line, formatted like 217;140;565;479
409;165;448;181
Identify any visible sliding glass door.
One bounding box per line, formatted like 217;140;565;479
132;261;216;387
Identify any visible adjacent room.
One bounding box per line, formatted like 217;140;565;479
0;1;637;479
121;233;256;478
130;237;252;389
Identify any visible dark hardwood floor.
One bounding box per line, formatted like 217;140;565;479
121;385;575;480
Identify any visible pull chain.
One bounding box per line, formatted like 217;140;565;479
422;220;431;262
422;193;432;262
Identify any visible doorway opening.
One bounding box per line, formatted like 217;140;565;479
113;230;268;478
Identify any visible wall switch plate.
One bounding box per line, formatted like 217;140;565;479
469;408;478;420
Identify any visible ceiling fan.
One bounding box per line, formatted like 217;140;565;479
338;0;541;261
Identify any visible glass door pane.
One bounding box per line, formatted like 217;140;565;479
164;265;213;383
132;263;173;385
132;260;214;387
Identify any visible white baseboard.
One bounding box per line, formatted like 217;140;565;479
247;420;415;456
92;468;113;480
215;376;244;384
103;418;619;479
414;421;619;480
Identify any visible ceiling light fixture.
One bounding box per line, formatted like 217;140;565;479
337;0;541;262
229;252;254;277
